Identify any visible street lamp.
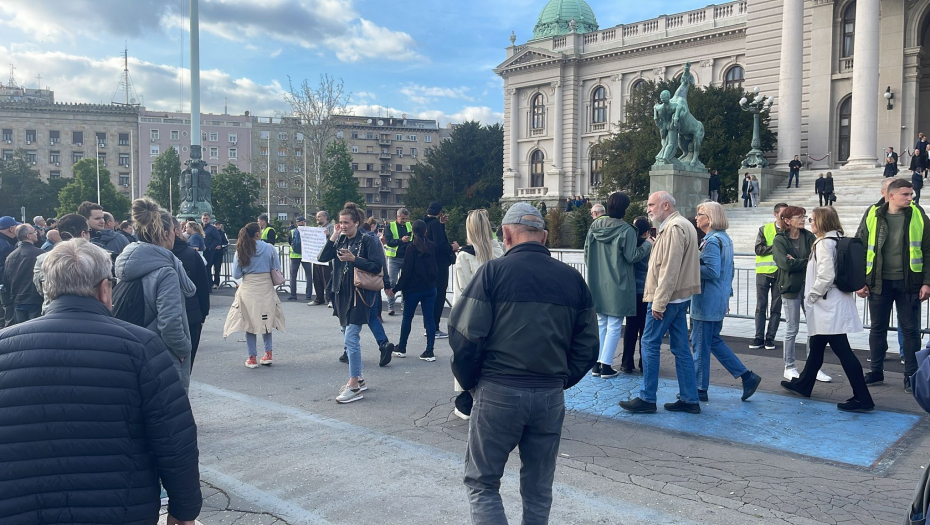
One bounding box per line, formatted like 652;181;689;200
739;86;774;168
885;86;894;110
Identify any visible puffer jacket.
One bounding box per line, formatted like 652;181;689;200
92;228;130;255
115;242;197;388
0;295;202;524
584;217;652;318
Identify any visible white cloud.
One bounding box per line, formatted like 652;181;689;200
0;46;288;116
400;84;474;105
328;19;420;63
270;49;283;58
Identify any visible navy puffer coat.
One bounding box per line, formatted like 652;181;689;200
0;295;202;524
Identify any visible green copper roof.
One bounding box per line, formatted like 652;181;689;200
533;0;599;39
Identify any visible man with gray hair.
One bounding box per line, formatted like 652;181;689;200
449;202;598;523
0;239;202;524
2;224;44;324
590;203;606;220
383;207;412;315
620;191;702;414
311;210;335;306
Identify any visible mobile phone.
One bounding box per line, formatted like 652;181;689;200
649;227;657;237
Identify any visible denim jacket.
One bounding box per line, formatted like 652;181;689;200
689;230;734;322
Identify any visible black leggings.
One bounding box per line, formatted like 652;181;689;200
621;294;647;371
795;334;873;404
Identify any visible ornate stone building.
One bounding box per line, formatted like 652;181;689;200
497;0;930;205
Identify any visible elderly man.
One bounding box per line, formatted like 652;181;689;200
0;239;202;524
590;203;606;220
41;229;61;251
620;191;702;414
383;208;412;315
32;215;47;247
449;202;598;524
2;224;44;324
311;210;335;306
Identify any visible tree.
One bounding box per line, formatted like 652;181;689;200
211;163;263;234
406;121;504;212
0;149;58;219
320;140;364;219
146;146;181;215
57;158;131;219
598;81;774;203
284;74;351;211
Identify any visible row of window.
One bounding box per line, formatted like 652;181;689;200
258;131;303;142
349;146;426;156
351;163;415;172
347;132;431;142
0;149;132;167
527;148;605;188
259;147;303;157
1;129;130;147
149;145;237;158
149;130;240;143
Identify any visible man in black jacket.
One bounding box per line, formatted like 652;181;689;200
78;201;129;255
788;155;802;188
423;201;459;338
708;169;721;202
448;202;598;524
2;224;44;324
0;215;20;327
201;212;224;286
0;239;202;525
172;218;211;370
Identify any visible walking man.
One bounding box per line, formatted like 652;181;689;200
750;203;788;350
788;155;802;188
287;216;313;301
2;224;44;324
620;191;702;414
424;202;459;338
449;202;598;524
857;178;930;393
383;208;412;316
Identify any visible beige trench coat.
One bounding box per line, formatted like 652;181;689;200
223;273;286;336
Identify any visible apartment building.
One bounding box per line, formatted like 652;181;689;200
249;116;308;222
139;110;252;192
0;100;139;197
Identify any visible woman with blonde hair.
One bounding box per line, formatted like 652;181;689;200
750;175;761;207
223;222;285;368
185;221;206;252
691;201;761;401
450;208;504;419
781;206;874;412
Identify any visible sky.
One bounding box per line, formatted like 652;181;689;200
0;0;703;126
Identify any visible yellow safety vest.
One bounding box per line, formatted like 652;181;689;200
865;203;924;275
261;226;274;242
755;222;778;274
385;221;412;258
289;228;302;259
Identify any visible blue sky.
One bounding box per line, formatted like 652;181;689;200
0;0;702;125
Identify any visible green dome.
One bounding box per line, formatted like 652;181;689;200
533;0;599;39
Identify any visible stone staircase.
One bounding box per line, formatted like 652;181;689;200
725;168;891;254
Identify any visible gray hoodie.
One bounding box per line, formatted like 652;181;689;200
115;242;197;390
92;228;130;255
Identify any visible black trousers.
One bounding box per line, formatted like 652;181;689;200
189;320;203;372
312;263;332;304
868;280;921;376
794;334;873;404
621;294;647;371
211;253;225;287
434;264;449;331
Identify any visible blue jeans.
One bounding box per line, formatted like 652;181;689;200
464;379;564;525
398;288;436;352
596;314;623;366
387;258;404;310
640;302;699;404
246;332;272;356
344;324;362;378
691;319;749;392
369;301;388;346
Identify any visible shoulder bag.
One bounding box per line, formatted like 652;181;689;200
269;248;285;286
352;237;384;291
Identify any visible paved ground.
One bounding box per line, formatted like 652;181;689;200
175;286;930;524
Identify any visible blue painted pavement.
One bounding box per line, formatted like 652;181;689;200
565;374;922;468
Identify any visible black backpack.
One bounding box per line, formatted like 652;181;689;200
112;279;146;327
828;236;866;293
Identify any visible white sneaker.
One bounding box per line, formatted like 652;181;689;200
336;384;364;403
784;367;799;380
816;370;832;382
453;408;470;421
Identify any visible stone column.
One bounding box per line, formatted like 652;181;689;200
509;88;519;173
553;81;563;170
775;0;803;168
845;0;880;168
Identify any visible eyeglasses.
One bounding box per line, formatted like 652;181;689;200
695;213;707;217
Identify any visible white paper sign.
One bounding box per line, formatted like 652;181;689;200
299;226;328;265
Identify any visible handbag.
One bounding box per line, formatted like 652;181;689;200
269;250;285;286
828;193;837;203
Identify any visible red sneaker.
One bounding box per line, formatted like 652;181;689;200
260;351;273;365
245;356;258;368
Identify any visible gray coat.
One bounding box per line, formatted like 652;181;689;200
115;242;197;389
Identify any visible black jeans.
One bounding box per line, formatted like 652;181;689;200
289;258;313;299
621;294;647;371
464;379;564;525
754;274;782;343
433;264;449;331
311;263;332;304
818;192;825;206
211;253;225;287
0;287;13;328
868;279;921;376
189;320;203;372
794;334;873;404
11;308;41;325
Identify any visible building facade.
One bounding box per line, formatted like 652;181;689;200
249;116;308;222
497;0;930;204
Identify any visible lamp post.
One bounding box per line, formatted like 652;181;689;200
739;86;774;169
95;142;101;203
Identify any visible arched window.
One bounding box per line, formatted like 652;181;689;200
531;94;545;130
530;150;545;187
631;79;646;91
592;87;607;124
842;2;856;58
589;145;604;187
724;65;745;89
838;96;852;162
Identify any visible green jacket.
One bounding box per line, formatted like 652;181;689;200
772;229;816;299
583;217;652;318
856;202;930;296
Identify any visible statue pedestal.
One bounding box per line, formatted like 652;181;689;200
649;164;709;220
742;167;788;204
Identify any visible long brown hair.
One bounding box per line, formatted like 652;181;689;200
411;220;428;255
132;197;172;245
812;206;844;237
236;222;261;267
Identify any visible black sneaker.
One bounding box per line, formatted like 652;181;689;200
392;347;407;358
419;350;436;362
780;380;810;397
286;295;297;301
619;397;657;413
764;340;776;351
379;342;394;367
864;372;884;385
599;364;620;379
905;375;913;394
664;400;701;413
837;398;874;413
591;363;602;377
339;350;348;364
748;339;764;349
388;309;395;316
741;372;762;401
